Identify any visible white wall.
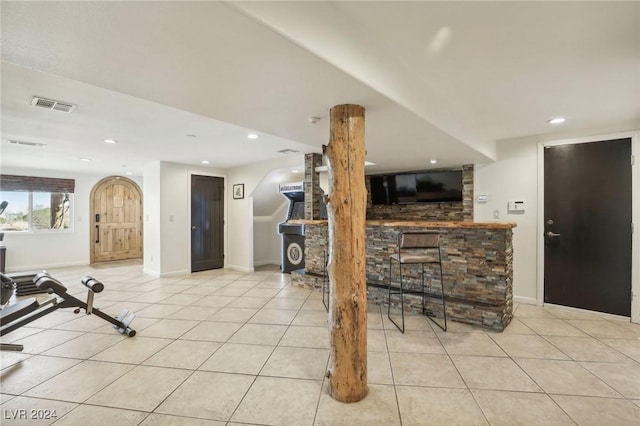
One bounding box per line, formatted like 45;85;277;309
253;201;287;267
143;161;226;276
252;217;272;266
159;162;191;275
227;154;304;272
474;140;538;303
142;162;162;275
2;167;142;271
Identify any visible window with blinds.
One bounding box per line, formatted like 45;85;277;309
0;175;75;233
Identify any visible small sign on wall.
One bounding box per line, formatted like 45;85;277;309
233;184;244;199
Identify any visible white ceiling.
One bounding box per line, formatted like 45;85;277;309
1;1;638;179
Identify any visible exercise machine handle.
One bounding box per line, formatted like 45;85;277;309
34;273;68;295
81;276;104;293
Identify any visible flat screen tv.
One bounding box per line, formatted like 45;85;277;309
415;170;463;202
369;176;389;205
394;174;417;204
369;170;463;204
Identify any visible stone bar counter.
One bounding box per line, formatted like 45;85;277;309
289;219;516;331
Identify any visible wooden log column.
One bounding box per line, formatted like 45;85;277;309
324;104;368;402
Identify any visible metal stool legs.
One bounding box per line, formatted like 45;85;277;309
322;248;329;312
428;253;447;332
387;257;405;332
387;232;447;333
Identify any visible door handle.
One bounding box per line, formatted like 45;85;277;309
95;225;100;243
191;226;197;232
545;231;561;238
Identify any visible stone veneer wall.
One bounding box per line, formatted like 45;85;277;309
367;202;465;221
462;164;474;221
365;165;474;222
294;221;513;331
304;153;323;220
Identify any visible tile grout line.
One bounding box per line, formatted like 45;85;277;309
379;301;405;426
485;319;587;424
219;272;312;424
432;316;492;425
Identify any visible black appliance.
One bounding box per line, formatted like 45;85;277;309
278;182;306;273
370;169;463;204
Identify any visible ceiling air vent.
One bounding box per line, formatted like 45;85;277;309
30;96;77;113
277;148;300;154
8;140;47;148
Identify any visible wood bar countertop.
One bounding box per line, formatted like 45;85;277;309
288;219;516;229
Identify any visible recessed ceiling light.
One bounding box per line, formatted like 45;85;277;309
292;170;300;173
547;117;566;124
104;139;118;144
247;133;259;139
80;158;91;162
430;159;438;164
201;160;210;165
126;171;133;176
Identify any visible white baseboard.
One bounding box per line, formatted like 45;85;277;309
227;264;254;273
6;260;87;273
159;269;190;278
142;268;160;277
513;295;538;305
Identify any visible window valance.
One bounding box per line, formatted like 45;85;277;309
0;174;75;193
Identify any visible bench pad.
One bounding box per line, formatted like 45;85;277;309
0;298;39;326
34;275;68;295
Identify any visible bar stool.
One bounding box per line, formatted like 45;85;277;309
388;231;447;333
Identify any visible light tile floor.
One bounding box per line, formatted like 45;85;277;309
1;262;639;425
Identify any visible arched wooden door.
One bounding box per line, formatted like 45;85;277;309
90;176;143;263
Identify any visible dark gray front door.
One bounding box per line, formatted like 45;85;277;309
191;175;224;272
544;138;632;316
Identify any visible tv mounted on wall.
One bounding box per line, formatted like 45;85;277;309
370;170;463;204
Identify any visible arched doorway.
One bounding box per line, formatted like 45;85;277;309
90;176;143;263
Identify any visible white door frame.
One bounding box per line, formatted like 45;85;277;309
536;131;638;323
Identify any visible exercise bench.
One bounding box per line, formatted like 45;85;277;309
0;272;136;351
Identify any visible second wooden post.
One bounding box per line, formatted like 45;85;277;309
324;104;368;403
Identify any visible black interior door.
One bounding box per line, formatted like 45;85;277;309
191;175;224;272
544;138;632;316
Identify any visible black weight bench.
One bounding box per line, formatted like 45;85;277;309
0;272;136;351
